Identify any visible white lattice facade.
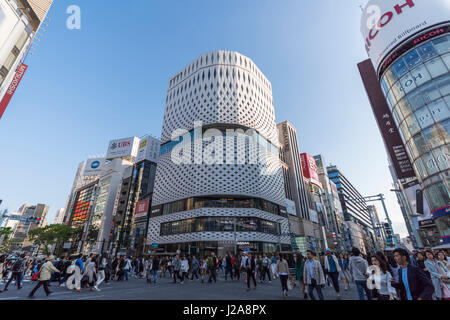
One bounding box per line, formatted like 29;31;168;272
148;51;290;248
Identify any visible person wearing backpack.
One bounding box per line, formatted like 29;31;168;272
3;253;27;291
207;252;217;283
261;254;272;283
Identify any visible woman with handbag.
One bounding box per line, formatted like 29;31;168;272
436;252;450;300
424;250;447;300
370;255;396;300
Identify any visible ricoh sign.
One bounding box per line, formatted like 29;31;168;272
361;0;450;71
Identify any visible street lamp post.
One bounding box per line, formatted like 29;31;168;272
233;217;237;255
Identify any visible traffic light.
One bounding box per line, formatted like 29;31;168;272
27;216;41;223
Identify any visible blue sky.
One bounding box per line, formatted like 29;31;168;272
0;0;409;236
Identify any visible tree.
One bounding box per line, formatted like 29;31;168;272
0;227;16;254
27;224;77;256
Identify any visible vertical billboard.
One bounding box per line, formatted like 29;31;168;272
106;137;140;160
0;63;28;119
135;136;160;163
402;179;431;221
134;198;149;219
358;59;416;179
300;153;321;187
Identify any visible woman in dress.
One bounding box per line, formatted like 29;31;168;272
82;255;98;291
370;255;396;300
424;250;448;300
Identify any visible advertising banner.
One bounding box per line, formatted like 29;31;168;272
106;137;140;160
285;199;296;216
135;198;149;219
358;59;416;179
0;63;28;119
360;0;450;71
300;153;322;187
83;157;105;176
135;136;160;163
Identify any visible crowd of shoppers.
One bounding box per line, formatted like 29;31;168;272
0;246;449;300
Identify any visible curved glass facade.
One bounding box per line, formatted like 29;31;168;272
379;33;450;241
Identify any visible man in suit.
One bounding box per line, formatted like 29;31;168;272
392;248;434;300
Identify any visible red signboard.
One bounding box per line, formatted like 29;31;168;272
135;199;149;218
300;153;321;186
0;63;28;119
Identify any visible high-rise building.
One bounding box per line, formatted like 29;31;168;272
148;50;290;256
277;121;310;219
360;0;450;245
11;203;48;251
327;165;376;253
62;157;105;224
0;0;53;118
52;208;64;225
110;136;160;256
314;154;347;251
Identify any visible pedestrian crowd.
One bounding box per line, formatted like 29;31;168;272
0;247;449;300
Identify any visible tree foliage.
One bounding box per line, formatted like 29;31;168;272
27;224;77;255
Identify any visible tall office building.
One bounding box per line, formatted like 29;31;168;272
0;0;53;118
52;208;64;225
11;203;48;251
148;50;290;256
110;136;159;256
277;121;310;219
327;165;376;253
360;0;450;245
62;158;104;224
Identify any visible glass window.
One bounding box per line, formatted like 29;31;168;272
384;68;396;87
425;57;447;78
386;91;396;110
417;42;438;61
422;125;445;149
392;106;403;127
392;59;408;79
399;72;417;95
410;64;432;88
442;53;450;70
400;120;411;141
432;146;450;171
391;80;405;101
425;182;450;210
420;81;442;104
428;98;450;123
406;88;425;111
414;157;428;179
435;73;450;96
421;152;439;176
415;106;434;129
432;36;450;55
403;49;421;68
440;118;450;144
405;114;421;136
406;139;420;159
412;133;429;156
381;77;390;96
396;97;413;118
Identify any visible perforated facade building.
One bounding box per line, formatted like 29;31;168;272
148;50;290;255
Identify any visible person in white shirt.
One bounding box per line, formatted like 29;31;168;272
180;256;189;284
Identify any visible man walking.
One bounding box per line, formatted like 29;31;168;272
224;252;233;281
349;248;371;300
303;250;325;300
28;256;60;298
261;254;272;283
324;249;341;300
207;252;217;283
172;254;182;283
392;248;434;300
3;253;27;291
